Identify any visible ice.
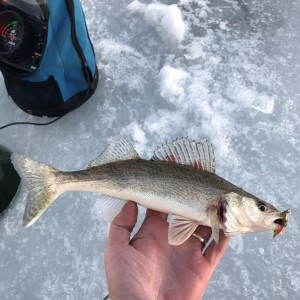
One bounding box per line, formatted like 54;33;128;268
0;0;300;299
229;235;244;255
121;121;147;153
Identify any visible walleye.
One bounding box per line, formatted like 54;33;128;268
11;136;289;245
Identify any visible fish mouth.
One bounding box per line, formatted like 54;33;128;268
273;209;290;237
274;218;287;227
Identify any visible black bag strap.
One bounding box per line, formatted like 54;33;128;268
65;0;95;90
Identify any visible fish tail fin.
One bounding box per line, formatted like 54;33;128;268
11;153;61;228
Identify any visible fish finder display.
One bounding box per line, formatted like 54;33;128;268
1;21;22;51
0;1;48;72
0;13;23;52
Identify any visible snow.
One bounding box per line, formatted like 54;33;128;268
0;0;300;299
127;1;186;44
158;65;190;101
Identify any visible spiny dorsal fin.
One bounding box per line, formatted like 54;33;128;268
88;136;139;168
151;138;216;173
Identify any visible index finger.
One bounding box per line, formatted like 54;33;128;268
145;208;168;221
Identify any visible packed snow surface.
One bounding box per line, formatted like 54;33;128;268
0;0;300;299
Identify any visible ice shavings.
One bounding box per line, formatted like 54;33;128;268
127;1;186;44
96;39;151;91
159;66;190;104
121;121;147;154
119;17;280;167
159;64;233;160
252;95;274;114
121;61;233;161
219;21;229;31
226;82;275;115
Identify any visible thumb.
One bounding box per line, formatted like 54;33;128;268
107;201;138;247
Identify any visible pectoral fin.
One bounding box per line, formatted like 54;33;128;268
208;206;220;244
168;215;200;246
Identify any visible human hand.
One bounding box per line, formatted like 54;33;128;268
105;202;229;300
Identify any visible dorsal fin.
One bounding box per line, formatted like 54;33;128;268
88;136;139;168
151;138;216;173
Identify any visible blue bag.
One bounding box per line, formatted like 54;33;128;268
0;0;98;117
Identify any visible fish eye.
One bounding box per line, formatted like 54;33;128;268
259;205;267;212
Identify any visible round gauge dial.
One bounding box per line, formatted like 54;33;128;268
0;21;22;52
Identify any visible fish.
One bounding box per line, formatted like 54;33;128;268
11;136;289;245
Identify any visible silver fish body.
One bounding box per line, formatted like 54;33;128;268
58;159;243;221
11;136;289;245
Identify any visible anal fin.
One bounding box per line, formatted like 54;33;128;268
98;194;127;222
